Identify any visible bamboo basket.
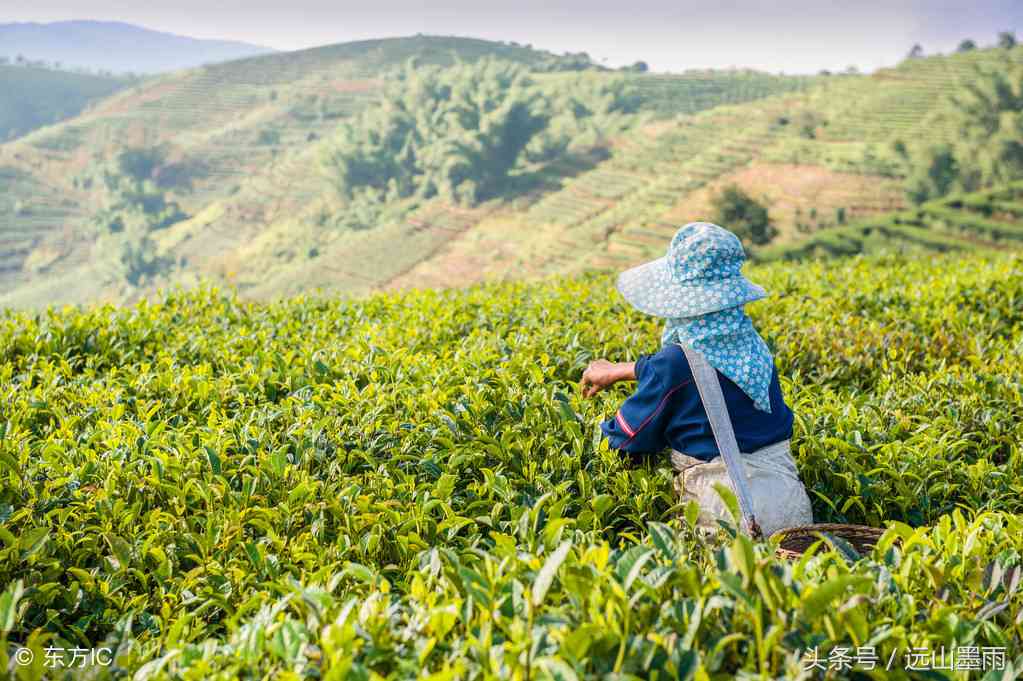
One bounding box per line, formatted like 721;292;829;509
771;523;886;560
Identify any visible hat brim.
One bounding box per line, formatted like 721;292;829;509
616;256;767;318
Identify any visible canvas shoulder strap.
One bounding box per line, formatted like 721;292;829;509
680;345;763;538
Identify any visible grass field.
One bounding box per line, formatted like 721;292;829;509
1;251;1021;678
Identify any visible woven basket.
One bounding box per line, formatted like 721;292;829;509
771;524;886;560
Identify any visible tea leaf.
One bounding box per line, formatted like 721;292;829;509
533;540;572;607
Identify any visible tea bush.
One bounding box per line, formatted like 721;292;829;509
1;252;1022;679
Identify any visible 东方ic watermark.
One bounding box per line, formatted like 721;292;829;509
14;646;114;669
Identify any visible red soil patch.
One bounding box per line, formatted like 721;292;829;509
662;162;906;241
325;79;381;94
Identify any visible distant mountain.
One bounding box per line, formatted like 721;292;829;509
0;20;275;74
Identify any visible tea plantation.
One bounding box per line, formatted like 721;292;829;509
757;181;1023;261
1;252;1022;679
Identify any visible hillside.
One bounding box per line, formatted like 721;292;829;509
0;20;274;74
0;34;819;309
387;46;1023;290
757;180;1023;260
0;64;129;142
1;251;1021;676
1;42;1021;309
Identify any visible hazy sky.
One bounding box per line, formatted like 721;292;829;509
2;1;1020;73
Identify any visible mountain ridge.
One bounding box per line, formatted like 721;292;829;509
0;20;276;74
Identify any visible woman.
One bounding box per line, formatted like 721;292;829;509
580;222;812;537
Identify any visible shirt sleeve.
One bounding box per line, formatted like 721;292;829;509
600;351;690;455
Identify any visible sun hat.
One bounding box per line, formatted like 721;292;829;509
616;222;766;318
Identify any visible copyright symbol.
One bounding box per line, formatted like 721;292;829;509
14;647;34;665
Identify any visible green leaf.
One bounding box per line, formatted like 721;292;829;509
673;647;699;681
105;534;132;568
205;446;221;476
20;527;50;560
244;542;263;572
802;575;871;618
0;579;24;633
0;449;18;476
647;522;678;562
684;500;700;530
0;526;14;548
591;494;614;516
536;656;580;681
556;398;579;425
270;448;288;478
434;473;457;500
710;483;743;529
819;531;863;563
622;548;655;590
729;534;756;581
344;562;376;584
533;540;572;607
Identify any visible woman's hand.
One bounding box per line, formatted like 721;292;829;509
580;359;636;397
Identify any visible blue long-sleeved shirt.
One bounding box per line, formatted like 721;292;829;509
600;344;793;461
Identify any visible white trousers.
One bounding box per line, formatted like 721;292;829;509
671;439;813;537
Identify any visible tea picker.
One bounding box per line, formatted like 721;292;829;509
580;222;883;554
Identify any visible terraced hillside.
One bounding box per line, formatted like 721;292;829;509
623;69;816;116
390;45;1023;289
0;35;824;309
0;167;87;285
1;41;1021;309
0;37;572;307
757;181;1023;261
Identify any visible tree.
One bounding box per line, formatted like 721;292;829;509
116;147;167;183
957;39;977;52
891;139;908;159
711;185;776;246
321;58;633;228
907;44;924;59
119;233;171;286
903;63;1023;201
257;128;280;146
323;59;549;209
87;144;186;289
905;144;959;204
998;31;1017;49
623;61;649;73
523;73;636;163
796;111;822;139
946;63;1023;189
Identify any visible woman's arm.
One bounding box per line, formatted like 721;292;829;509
598;349;683;455
580;359;637;397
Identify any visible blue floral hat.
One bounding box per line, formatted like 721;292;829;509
616;222;766;318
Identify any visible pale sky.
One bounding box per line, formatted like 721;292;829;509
1;1;1020;74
